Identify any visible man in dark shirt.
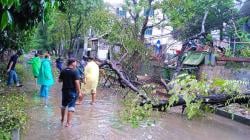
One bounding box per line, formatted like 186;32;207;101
55;56;63;72
6;50;23;87
59;58;82;127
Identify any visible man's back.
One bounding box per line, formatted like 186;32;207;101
84;61;99;81
7;54;18;70
30;56;41;77
59;68;79;91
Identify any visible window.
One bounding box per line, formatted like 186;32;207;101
116;8;126;17
144;8;154;17
145;27;153;35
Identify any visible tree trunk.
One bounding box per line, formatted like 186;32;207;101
139;0;152;42
220;27;223;41
74;38;80;58
145;92;250;110
140;25;147;42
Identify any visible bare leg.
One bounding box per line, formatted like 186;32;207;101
76;94;83;105
90;92;96;105
43;85;49;106
44;97;48;107
35;78;38;89
65;111;73;127
61;108;66;123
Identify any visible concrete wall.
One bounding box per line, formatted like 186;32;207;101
199;65;250;91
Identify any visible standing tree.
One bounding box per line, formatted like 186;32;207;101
123;0;166;42
33;23;50;51
60;0;104;54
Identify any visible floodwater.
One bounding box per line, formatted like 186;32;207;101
22;83;250;140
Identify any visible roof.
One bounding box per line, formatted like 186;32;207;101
182;52;207;66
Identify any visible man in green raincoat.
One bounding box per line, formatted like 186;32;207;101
38;54;54;106
28;53;41;78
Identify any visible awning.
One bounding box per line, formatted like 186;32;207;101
182;52;207;66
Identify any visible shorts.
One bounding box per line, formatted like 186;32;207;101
81;84;97;94
81;79;98;94
61;90;78;112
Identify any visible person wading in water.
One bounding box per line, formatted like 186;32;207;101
59;58;82;127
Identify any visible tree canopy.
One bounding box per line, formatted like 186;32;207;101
0;0;64;53
163;0;237;40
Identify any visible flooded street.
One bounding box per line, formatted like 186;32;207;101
23;82;250;140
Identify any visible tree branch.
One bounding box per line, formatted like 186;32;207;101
140;0;153;41
231;19;240;38
127;0;139;21
97;59;148;100
118;43;128;63
146;16;166;29
128;9;136;20
201;10;209;33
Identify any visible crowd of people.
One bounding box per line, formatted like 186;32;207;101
6;50;100;127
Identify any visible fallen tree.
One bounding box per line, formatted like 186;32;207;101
94;58;250;114
146;92;250;111
95;62;250;118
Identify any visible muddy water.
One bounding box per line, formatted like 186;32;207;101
23;83;250;140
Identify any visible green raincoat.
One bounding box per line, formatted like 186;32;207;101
37;58;54;86
28;56;41;77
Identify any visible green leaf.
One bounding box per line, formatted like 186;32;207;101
14;0;20;7
7;0;15;9
1;11;8;30
1;10;13;30
6;10;13;24
1;0;8;8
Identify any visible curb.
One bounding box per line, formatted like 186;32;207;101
215;108;250;126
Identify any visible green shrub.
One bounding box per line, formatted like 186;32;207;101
15;63;30;82
240;47;250;57
0;92;29;140
0;63;7;81
120;93;153;128
0;130;10;140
